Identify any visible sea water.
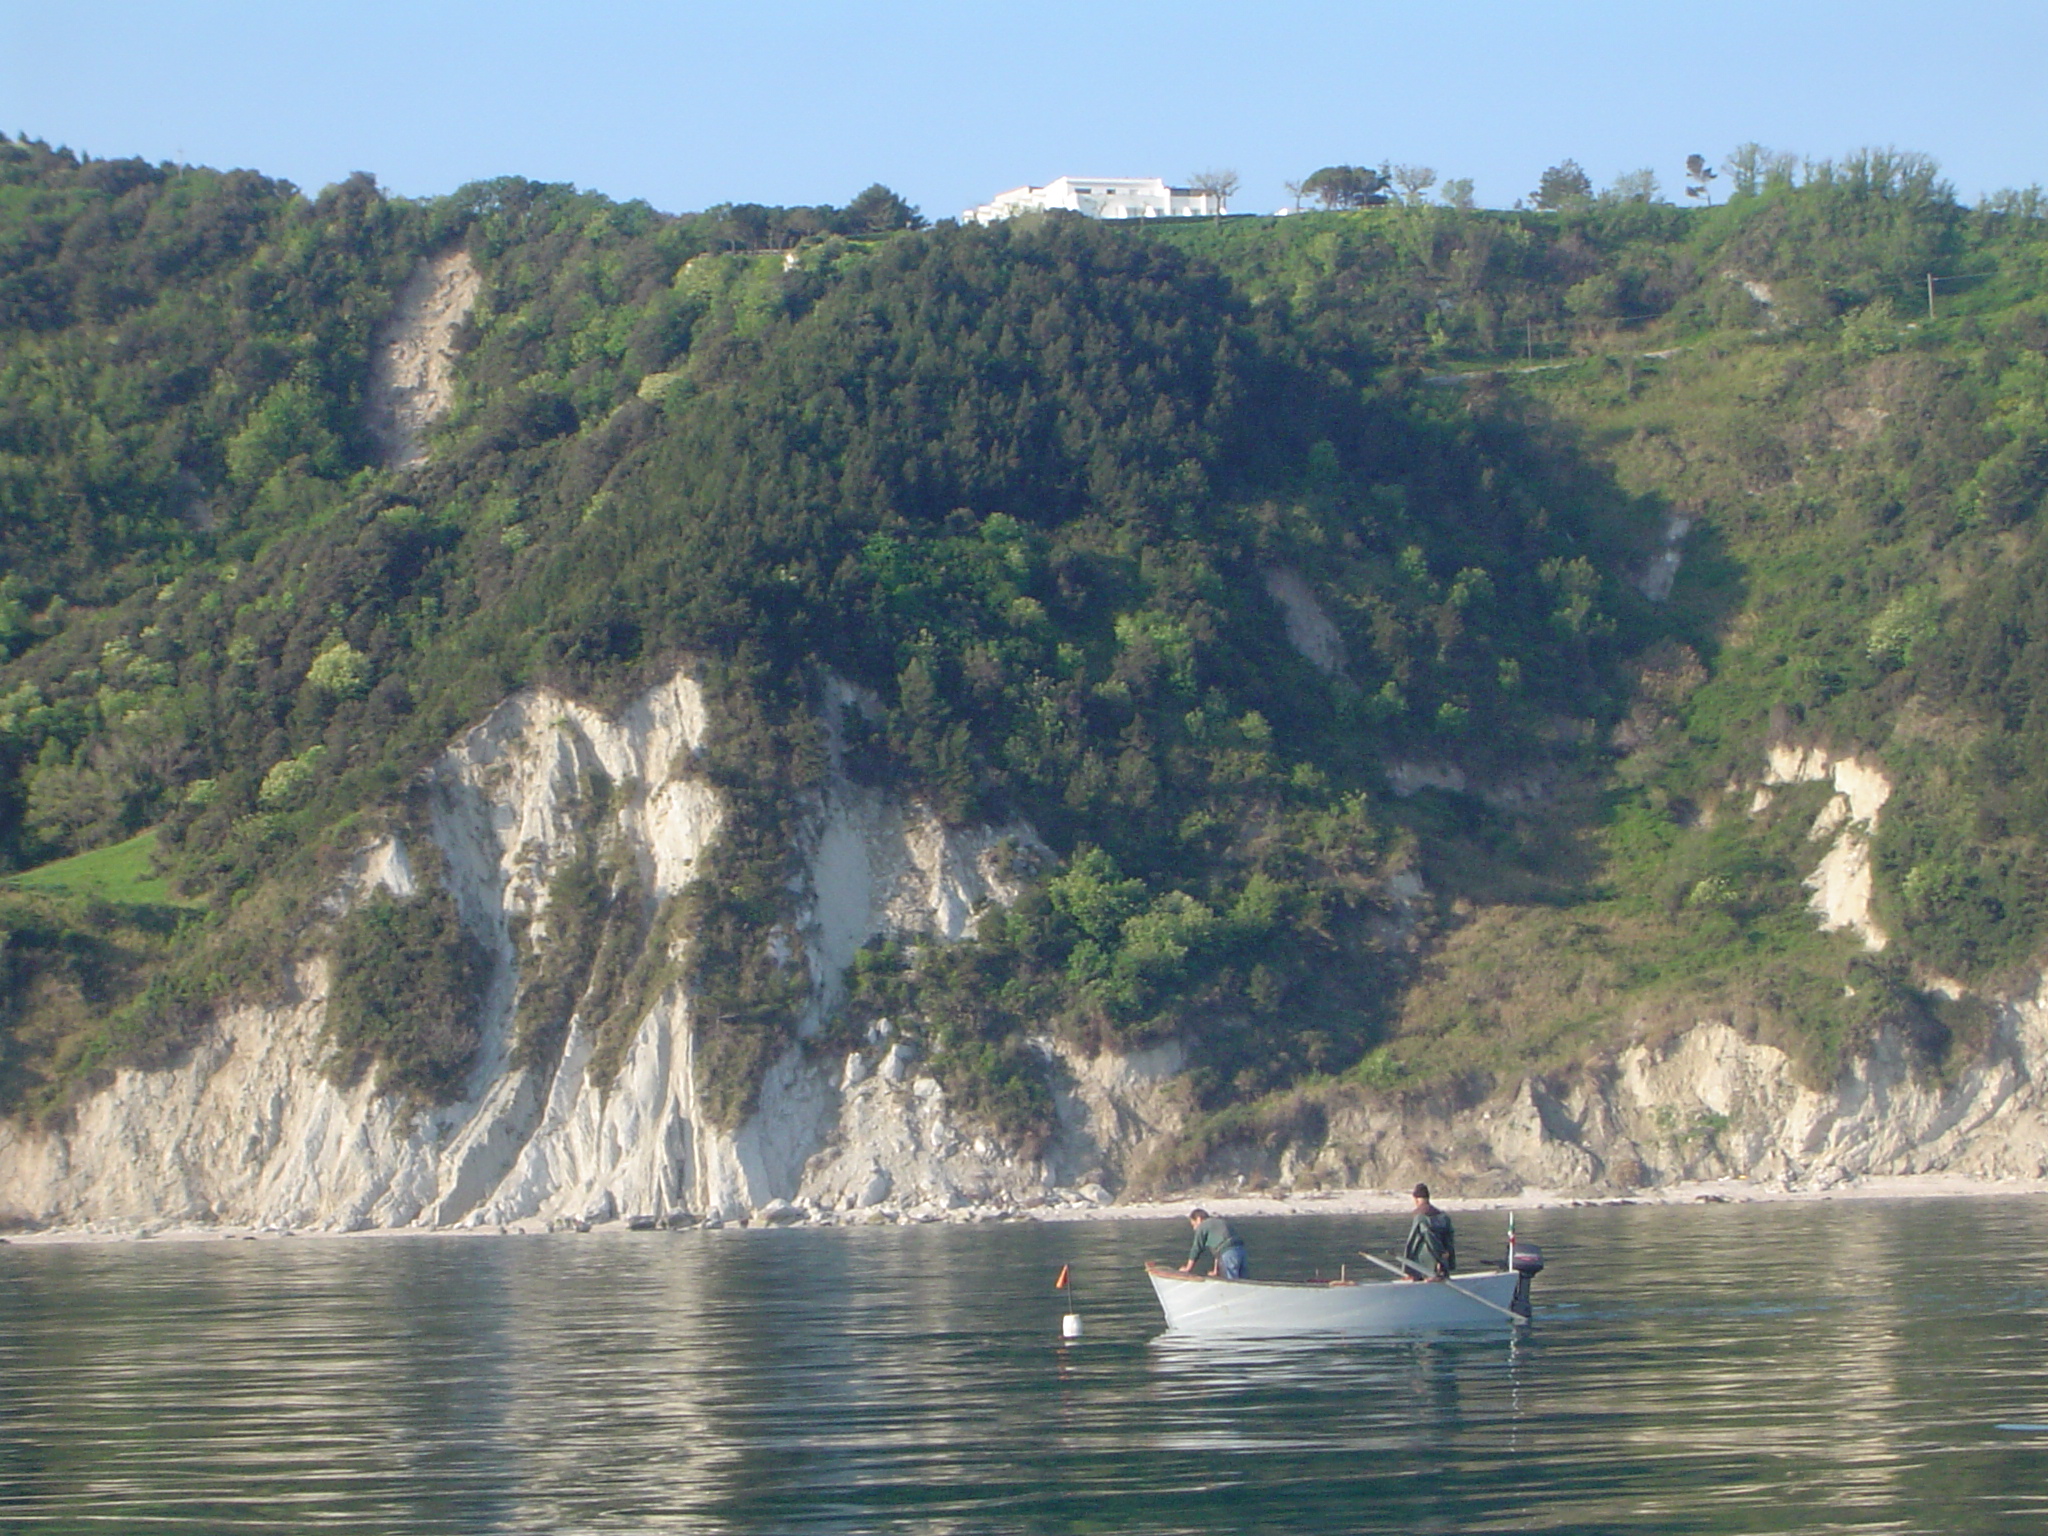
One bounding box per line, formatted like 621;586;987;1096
3;1197;2046;1534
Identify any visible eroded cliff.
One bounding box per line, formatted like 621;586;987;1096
0;668;1178;1228
5;689;2048;1232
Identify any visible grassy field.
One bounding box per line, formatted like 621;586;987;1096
0;831;199;908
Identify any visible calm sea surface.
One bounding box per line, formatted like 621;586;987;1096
4;1198;2047;1534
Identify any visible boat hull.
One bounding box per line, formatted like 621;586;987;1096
1145;1263;1526;1334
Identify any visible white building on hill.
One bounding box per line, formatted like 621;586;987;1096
962;176;1221;225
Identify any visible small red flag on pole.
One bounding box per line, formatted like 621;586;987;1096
1054;1264;1071;1290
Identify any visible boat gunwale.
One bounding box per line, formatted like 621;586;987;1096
1143;1260;1515;1294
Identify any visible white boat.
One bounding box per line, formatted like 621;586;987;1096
1145;1246;1541;1335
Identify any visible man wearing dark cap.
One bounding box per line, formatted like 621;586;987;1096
1180;1207;1248;1279
1403;1183;1456;1280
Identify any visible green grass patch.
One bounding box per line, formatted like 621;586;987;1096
1;831;200;909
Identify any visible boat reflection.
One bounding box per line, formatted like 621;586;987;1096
1142;1328;1520;1460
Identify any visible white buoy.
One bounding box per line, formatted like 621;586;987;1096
1061;1311;1084;1340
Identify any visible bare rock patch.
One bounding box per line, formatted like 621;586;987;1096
366;249;480;468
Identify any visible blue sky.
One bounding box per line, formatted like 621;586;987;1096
5;1;2044;219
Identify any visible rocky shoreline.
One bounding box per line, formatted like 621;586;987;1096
7;1170;2045;1247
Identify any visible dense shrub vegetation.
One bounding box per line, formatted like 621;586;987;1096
325;873;486;1103
5;132;2048;1146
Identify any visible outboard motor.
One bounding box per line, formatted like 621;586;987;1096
1507;1231;1544;1319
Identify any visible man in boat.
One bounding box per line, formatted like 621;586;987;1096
1403;1184;1456;1280
1181;1208;1249;1279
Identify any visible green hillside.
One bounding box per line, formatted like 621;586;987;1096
3;134;2045;1156
0;829;191;906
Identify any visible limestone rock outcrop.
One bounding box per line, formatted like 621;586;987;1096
6;694;2048;1231
1291;996;2048;1197
0;667;1168;1229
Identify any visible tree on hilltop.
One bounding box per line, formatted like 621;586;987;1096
1603;168;1661;205
1390;164;1437;207
1188;169;1240;217
845;184;925;234
1723;143;1800;198
1301;164;1390;209
1530;159;1592;211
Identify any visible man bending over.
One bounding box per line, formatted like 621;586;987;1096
1182;1208;1249;1279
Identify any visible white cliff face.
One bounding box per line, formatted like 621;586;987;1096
795;1033;1189;1214
10;677;2048;1229
0;672;722;1230
1579;988;2048;1186
1404;743;2048;1193
0;666;1175;1231
1762;744;1893;949
798;774;1035;1025
0;962;397;1229
1297;993;2048;1198
1255;743;2044;1199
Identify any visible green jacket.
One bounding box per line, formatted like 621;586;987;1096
1186;1216;1243;1268
1405;1208;1456;1276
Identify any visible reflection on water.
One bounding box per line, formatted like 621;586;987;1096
2;1198;2047;1532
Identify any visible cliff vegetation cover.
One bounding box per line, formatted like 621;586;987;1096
2;136;2045;1166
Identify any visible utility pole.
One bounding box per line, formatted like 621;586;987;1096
1927;272;1936;320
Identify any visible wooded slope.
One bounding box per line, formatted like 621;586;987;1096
3;136;2044;1152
